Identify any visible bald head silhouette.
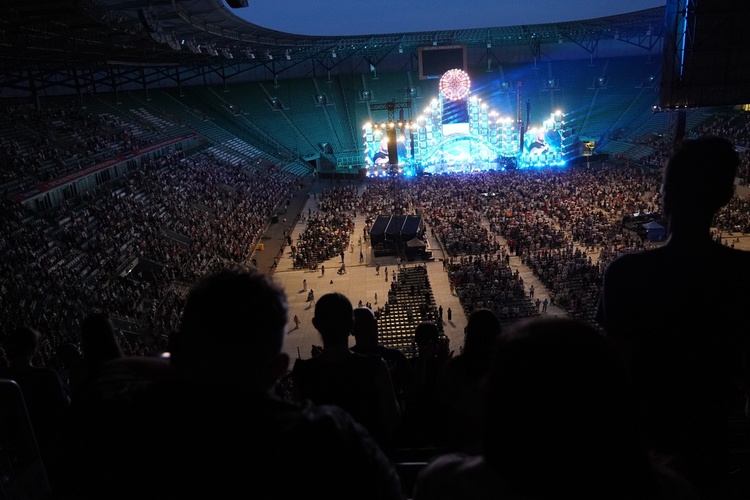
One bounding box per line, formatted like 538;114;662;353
661;137;738;234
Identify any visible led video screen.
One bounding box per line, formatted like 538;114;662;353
418;45;466;80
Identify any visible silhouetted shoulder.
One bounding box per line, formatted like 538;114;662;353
600;243;750;336
67;377;402;500
413;454;498;500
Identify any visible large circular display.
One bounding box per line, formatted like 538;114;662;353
439;69;471;101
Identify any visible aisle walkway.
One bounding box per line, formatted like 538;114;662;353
474;217;567;319
252;177;750;362
264;178;467;361
252;177;573;362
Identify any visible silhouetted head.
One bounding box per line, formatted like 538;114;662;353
352;307;378;345
312;292;353;344
484;317;652;497
56;342;82;368
414;321;439;355
171;266;288;390
661;137;738;220
462;308;501;358
4;326;41;362
80;312;123;364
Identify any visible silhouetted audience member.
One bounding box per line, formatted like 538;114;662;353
597;137;750;498
64;267;403;500
68;312;124;401
413;317;698;500
352;306;414;410
437;308;501;453
401;321;452;448
0;326;70;491
54;341;82;399
292;293;401;453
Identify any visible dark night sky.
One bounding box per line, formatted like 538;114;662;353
227;0;665;37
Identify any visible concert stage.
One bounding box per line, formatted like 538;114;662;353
362;69;573;178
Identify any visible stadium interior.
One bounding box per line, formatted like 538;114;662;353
4;0;750;498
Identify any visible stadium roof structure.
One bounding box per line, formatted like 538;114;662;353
0;0;664;95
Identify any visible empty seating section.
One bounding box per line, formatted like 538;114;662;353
363;72;423;113
608;89;659;136
182;87;283;165
321;77;360;154
376;266;441;358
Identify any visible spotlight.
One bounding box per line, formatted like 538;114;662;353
285;49;291;60
331;50;337;58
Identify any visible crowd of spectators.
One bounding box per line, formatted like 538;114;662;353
292;186;355;269
639;112;750;186
0;101;157;195
1;145;298;370
360;177;412;217
292;124;750;329
357;165;666;326
7;126;750;375
298;152;750;327
5;100;750;498
447;253;536;324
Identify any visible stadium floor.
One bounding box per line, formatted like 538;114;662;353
247;175;750;494
249;176;567;362
253;176;750;362
250;176;750;362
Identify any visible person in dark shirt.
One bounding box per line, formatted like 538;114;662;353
0;325;70;491
597;137;750;498
401;321;452;448
414;317;697;500
63;267;403;500
68;312;124;402
292;292;401;453
352;306;414;411
437;308;501;453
